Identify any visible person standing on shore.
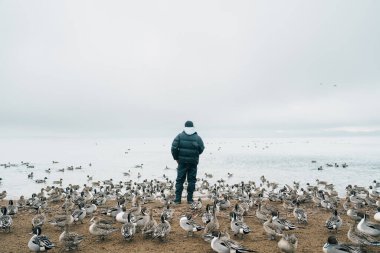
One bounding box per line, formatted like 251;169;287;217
171;121;205;204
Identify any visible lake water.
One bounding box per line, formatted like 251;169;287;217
1;136;379;199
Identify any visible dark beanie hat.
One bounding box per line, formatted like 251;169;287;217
185;121;194;127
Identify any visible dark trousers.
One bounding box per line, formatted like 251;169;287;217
175;162;197;202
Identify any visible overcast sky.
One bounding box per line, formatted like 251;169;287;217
0;0;379;138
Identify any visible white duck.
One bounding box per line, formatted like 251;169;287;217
357;213;380;236
323;235;363;253
179;213;204;237
211;232;256;253
72;204;86;224
28;227;55;252
116;206;129;223
374;207;380;222
230;212;250;238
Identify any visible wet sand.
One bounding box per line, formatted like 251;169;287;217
0;199;378;253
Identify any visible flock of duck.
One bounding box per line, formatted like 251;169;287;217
0;165;380;252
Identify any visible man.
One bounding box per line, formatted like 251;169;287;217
171;121;205;204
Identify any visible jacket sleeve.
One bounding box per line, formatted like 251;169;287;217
198;136;205;155
171;134;180;160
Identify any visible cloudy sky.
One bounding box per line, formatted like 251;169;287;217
0;0;379;138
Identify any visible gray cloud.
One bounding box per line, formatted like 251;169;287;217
0;0;379;137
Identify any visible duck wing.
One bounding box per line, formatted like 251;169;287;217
35;235;55;249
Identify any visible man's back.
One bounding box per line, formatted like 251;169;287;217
172;120;205;204
171;130;204;165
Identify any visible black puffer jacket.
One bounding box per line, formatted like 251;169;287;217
171;131;205;164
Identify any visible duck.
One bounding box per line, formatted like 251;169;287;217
229;203;244;222
230;212;250;238
129;196;142;215
347;223;380;246
133;207;150;231
89;216;118;240
7;200;18;215
0;207;12;232
134;163;143;168
282;199;296;212
357;213;380;236
92;192;107;206
190;197;202;210
203;208;220;241
52;178;62;185
263;216;283;240
211;232;256;253
116;206;129;223
35;177;48;184
323;235;364;253
28;226;55;252
59;224;84;251
49;213;74;230
255;203;269;223
278;234;298;253
0;190;7;200
142;209;157;239
272;211;296;231
374;207;380;222
349;191;366;206
372;180;380;189
32;207;46;228
293;202;307;224
180;213;204;237
202;204;213;224
205;173;213;178
17;195;27;208
102;202;122;218
239;198;251;215
325;210;343;233
161;204;174;222
153;215;171;241
121;212;136;241
72;204;86;224
346;208;364;222
321;194;336;210
217;195;231;210
61;196;75;211
102;178;113;185
84;203;97;216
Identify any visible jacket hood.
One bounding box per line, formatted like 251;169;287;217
184;127;196;135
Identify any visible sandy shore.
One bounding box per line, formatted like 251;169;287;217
0;198;378;253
